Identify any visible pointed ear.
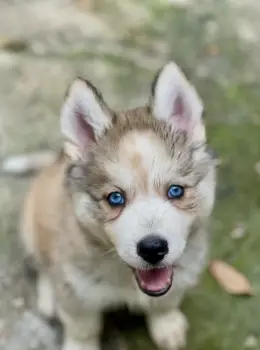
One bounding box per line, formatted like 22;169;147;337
150;62;205;142
60;78;114;154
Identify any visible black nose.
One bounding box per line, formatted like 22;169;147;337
137;235;169;265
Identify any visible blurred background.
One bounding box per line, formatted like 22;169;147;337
0;0;260;349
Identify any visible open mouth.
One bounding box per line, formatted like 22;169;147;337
134;266;174;297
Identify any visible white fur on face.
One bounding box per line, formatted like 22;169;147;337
103;131;202;268
68;61;214;270
110;197;192;268
71;128;214;269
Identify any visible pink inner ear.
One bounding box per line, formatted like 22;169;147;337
172;93;191;131
173;94;185;117
76;110;95;151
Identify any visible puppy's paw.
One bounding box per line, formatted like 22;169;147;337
37;274;55;319
148;310;189;350
63;337;100;350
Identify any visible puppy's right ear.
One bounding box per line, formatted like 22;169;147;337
150;62;205;143
60;78;114;155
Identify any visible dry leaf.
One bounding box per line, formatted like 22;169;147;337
209;260;254;296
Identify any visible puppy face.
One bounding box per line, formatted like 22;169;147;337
62;62;216;297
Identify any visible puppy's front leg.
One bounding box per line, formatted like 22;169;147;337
63;338;99;350
60;309;101;350
147;309;189;350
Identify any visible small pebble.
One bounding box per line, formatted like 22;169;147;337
244;335;258;348
230;223;246;239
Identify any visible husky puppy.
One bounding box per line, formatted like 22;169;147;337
20;61;216;350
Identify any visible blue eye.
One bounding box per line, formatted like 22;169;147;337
167;185;185;199
107;192;125;207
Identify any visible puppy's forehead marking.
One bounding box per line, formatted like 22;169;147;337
117;130;168;193
131;152;142;170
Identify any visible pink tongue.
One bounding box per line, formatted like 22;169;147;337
136;267;173;292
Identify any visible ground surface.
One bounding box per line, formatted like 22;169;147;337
0;0;260;349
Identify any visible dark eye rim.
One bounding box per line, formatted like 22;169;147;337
167;184;185;199
106;191;126;207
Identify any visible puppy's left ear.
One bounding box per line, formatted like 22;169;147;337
60;78;114;156
150;61;205;142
